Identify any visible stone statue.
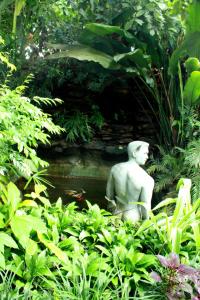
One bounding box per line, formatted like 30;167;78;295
106;141;154;222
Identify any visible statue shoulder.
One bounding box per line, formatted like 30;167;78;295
110;162;129;174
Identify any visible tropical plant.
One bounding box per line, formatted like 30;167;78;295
0;67;63;178
148;108;200;198
45;5;182;147
150;253;200;300
0;179;156;296
135;178;200;256
53;105;104;142
0;176;199;297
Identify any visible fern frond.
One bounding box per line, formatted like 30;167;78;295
154;176;174;193
185;140;200;168
33;96;63;106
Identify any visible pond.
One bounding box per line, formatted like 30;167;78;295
45;148;126;209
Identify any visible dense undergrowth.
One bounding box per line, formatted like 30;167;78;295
0;178;199;299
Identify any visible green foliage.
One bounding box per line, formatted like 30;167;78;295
169;0;200;75
0;180;154;297
54;105;104;142
45;6;182;147
183;70;200;106
47;23;152;80
136;178;200;255
0;177;199;298
148;147;184;194
148;108;200;198
169;31;200;75
46;43;119;70
0;75;63;178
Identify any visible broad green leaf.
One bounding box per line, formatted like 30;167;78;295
10;215;46;247
13;0;26;33
101;228;112;244
46;45;119;70
7;182;21;214
35;184;47;195
114;49;150;69
0;232;18;249
186;0;200;34
171;226;182;254
38;233;69;264
85;23;126;37
19;200;38;207
0;252;5;269
183;71;200;106
132;252;144;265
169;32;200;75
95;245;111;257
134;219;153;236
38;196;51;207
25;238;38;255
51;225;59;244
133;272;141;283
185;57;200;74
55;197;62;209
79;230;90;241
0;213;5;228
136;254;156;267
152;198;176;211
64;228;79;237
192;221;200;249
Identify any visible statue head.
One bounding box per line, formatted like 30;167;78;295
127;141;149;165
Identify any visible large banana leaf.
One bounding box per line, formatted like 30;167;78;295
79;30;129;55
169;0;200;75
183;71;200;106
85;23;134;42
46;44;120;70
169;31;200;75
85;23;125;37
12;0;26;33
114;49;150;69
186;0;200;34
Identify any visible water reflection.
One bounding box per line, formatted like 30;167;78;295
47;176;107;209
45;148;126;208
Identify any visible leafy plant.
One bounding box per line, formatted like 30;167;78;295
135;178;200;255
150;253;200;300
148;109;200;198
0;176;199;297
0;75;63;178
54;105;104;142
45;15;182;147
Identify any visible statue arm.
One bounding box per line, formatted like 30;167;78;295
140;177;154;219
106;170;116;211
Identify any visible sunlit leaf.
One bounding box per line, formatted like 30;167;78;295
46;44;119;70
183;71;200;106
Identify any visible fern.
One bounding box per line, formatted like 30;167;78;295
148;147;185;194
149;139;200;199
54;107;104;143
33;96;63;107
185;140;200;168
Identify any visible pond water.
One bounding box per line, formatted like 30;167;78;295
45;148;126;209
47;176;107;209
